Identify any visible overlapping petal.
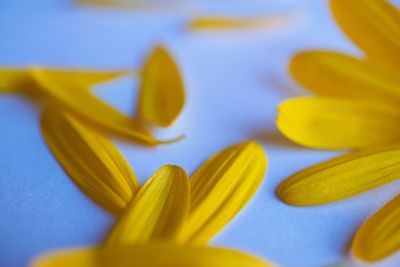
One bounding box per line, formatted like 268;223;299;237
41;108;139;214
178;141;267;244
277;144;400;206
277;97;400;149
104;165;189;246
330;0;400;69
352;194;400;262
138;46;185;127
30;244;275;267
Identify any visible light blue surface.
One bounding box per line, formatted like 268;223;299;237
0;1;399;267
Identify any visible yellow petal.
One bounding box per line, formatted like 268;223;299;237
178;141;267;244
290;51;400;104
0;69;30;93
30;244;275;267
41;108;139;214
330;0;400;69
352;194;400;262
277;97;400;149
277;144;400;206
138;46;185;127
104;165;189;245
30;67;162;145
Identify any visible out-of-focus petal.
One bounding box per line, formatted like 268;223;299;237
41;109;139;214
277;144;400;206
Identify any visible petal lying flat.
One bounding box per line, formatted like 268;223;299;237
352;194;400;262
104;165;189;245
30;244;275;267
31;67;162;145
290;51;400;104
277;97;400;149
178;141;267;244
330;0;400;69
277;144;400;206
41;109;139;214
138;46;185;127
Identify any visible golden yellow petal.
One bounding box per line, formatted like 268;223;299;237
41;108;139;214
277;144;400;206
104;165;189;245
31;244;275;267
30;67;161;145
290;51;400;104
277;97;400;149
352;194;400;262
330;0;400;69
138;46;185;127
178;141;267;244
0;69;30;93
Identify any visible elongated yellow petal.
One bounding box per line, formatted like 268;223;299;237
330;0;400;69
0;69;29;92
277;97;400;149
277;144;400;206
352;194;400;262
290;51;400;104
178;141;267;244
138;46;185;127
31;244;275;267
30;67;162;145
41;108;139;214
104;165;189;245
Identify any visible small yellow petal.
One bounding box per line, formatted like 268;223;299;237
138;46;185;127
277;97;400;149
178;141;267;244
30;67;161;145
31;244;275;267
277;144;400;206
330;0;400;69
41;108;139;214
352;194;400;262
104;165;189;246
290;51;400;104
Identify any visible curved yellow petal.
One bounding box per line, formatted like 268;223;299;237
41;108;139;214
290;51;400;104
352;194;400;262
138;46;185;127
178;141;267;244
30;67;161;145
277;144;400;206
30;244;275;267
277;97;400;149
330;0;400;69
104;165;189;246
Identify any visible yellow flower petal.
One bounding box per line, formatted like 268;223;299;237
178;141;267;244
330;0;400;69
41;108;139;214
277;97;400;149
30;67;162;145
30;244;275;267
352;194;400;262
138;46;185;127
277;144;400;206
0;69;29;93
290;51;400;104
104;165;189;245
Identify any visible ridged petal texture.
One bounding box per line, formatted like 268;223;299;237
30;67;162;145
277;97;400;149
138;46;185;127
104;165;190;245
290;51;400;104
277;144;400;206
178;141;267;244
41;108;139;214
30;244;275;267
330;0;400;69
352;194;400;262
